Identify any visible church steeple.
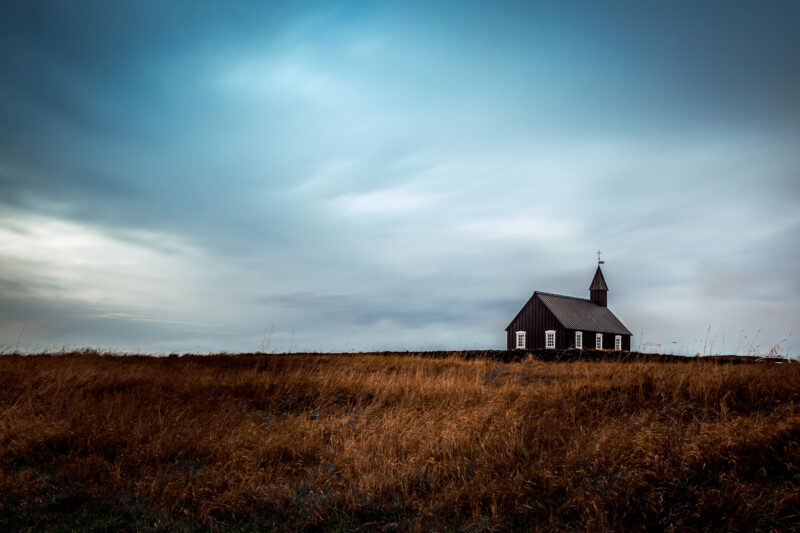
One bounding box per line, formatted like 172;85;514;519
589;265;608;307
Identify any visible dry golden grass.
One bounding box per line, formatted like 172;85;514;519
1;351;799;531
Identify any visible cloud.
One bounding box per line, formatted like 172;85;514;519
456;213;579;244
331;186;440;217
0;211;243;349
0;2;798;353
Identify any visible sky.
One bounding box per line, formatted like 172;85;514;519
1;1;798;355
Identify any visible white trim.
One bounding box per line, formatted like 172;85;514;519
595;333;603;350
575;331;583;350
545;330;556;349
515;331;526;349
615;335;622;351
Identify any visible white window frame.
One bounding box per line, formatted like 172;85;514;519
515;331;526;349
615;335;622;351
545;330;556;349
596;333;603;350
575;331;583;350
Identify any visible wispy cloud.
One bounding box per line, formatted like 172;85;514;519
331;185;440;216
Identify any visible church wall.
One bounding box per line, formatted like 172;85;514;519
507;294;566;349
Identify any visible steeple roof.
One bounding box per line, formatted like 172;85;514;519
589;266;608;291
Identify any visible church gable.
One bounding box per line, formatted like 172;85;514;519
506;292;563;350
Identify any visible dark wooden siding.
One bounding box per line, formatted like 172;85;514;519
507;294;566;349
564;329;632;351
590;289;607;307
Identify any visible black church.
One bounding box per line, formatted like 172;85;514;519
506;264;632;350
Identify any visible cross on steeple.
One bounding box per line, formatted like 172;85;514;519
597;250;605;265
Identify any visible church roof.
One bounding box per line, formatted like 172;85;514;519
536;292;631;335
589;266;608;291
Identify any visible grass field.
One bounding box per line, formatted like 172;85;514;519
1;351;799;531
